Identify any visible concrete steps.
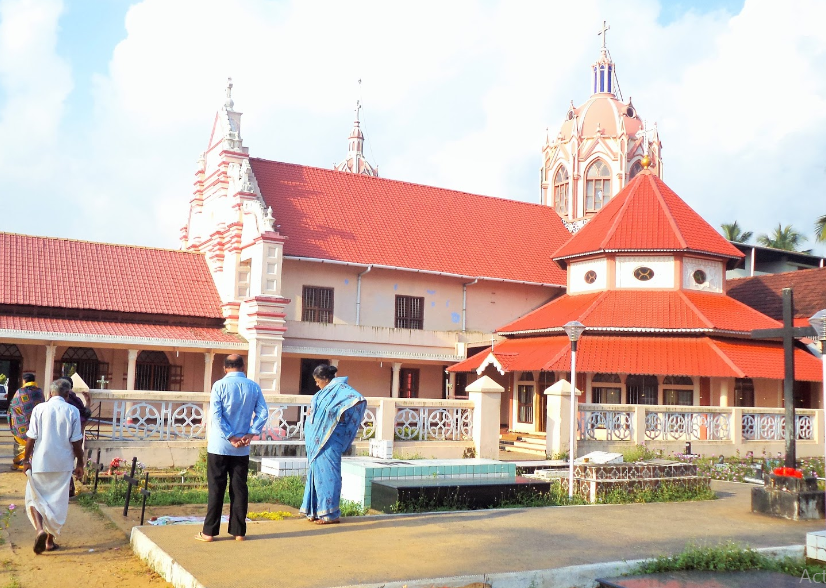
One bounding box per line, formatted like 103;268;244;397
499;435;547;457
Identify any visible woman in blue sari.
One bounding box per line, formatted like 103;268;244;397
300;365;366;525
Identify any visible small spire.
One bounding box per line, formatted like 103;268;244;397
224;77;234;110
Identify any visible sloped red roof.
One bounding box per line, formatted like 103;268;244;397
449;334;822;381
552;171;744;266
0;233;223;318
727;267;826;321
250;158;570;285
497;290;781;335
0;315;244;347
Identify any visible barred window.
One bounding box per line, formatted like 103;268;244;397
395;295;424;329
302;286;334;323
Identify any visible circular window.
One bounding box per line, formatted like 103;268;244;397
584;270;597;284
626;106;636;118
633;266;655;281
693;269;707;285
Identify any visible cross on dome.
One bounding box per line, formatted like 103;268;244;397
635;119;656;159
598;20;610;49
224;77;234;110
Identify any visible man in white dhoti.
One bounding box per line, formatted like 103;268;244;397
21;379;83;554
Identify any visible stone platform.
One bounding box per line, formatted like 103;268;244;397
129;481;821;588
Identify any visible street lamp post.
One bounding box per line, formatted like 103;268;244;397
809;309;826;524
563;320;586;498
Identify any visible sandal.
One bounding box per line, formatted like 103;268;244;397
46;543;60;552
194;531;214;543
34;532;47;554
315;519;340;525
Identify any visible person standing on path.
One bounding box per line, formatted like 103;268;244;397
197;354;268;543
9;373;45;471
300;365;366;525
22;379;84;554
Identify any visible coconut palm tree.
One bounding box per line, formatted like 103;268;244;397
816;214;826;242
720;221;753;243
756;224;808;251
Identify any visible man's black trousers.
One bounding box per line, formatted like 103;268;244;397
203;452;249;537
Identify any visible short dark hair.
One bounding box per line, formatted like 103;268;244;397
59;376;74;389
312;364;337;381
224;355;245;369
22;373;35;383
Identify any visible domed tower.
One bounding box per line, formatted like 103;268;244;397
334;100;378;177
541;22;663;233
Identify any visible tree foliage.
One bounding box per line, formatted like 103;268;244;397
720;221;753;243
815;214;826;243
756;223;807;251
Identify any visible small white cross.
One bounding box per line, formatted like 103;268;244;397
598;20;610;49
635;119;656;156
97;375;110;390
355;100;362;121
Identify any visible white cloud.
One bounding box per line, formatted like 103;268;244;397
0;0;824;255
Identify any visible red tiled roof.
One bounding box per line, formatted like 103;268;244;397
727;267;826;321
0;233;223;317
0;315;245;347
497;290;780;334
449;334;822;381
552;172;744;266
250;158;571;285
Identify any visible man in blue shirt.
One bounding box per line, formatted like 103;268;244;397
197;354;268;543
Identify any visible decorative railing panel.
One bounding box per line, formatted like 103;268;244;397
111;401;206;441
394;407;473;441
644;411;731;441
742;413;813;441
577;409;634;441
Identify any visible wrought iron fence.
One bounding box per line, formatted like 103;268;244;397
742;413;813;441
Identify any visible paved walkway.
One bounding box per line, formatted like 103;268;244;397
130;481;821;588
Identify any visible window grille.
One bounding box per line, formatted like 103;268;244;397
395;296;424;330
302;286;334;323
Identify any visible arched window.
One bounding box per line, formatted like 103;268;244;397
586;160;611;211
136;350;170;391
626;375;658;405
629;160;643;180
553;167;569;215
60;347;102;388
592;373;621;404
663;376;694;406
734;378;754;407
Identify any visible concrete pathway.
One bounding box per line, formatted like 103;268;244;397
130;481;821;588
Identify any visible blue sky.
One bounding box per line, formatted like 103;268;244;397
0;0;824;256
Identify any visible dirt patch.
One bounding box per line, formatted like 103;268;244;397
0;468;169;588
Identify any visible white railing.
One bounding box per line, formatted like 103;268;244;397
742;411;814;441
644;410;731;441
88;392;474;444
576;404;820;447
577;406;634;441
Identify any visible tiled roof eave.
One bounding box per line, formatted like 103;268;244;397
553;248;743;263
285;256;567;288
497;327;755;337
0;327;247;350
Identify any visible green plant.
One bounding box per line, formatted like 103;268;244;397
621;444;661;463
547;451;569;460
635;541;826;578
599;481;715;504
462;447;476;459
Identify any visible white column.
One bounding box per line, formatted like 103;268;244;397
43;344;57;386
126;349;139;391
375;398;397;442
391;362;402;398
544;379;583;458
719;379;730;407
203;352;214;394
466;375;505;460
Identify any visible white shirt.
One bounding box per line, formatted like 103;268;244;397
27;396;83;473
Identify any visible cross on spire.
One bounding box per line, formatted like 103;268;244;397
355;99;362;122
598;20;610;49
635;119;656;156
224;77;234;110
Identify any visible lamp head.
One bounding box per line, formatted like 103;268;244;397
563;320;586;342
809;309;826;341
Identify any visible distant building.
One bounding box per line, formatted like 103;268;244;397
727;243;825;278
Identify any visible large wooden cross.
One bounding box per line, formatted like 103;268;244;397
751;288;816;468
